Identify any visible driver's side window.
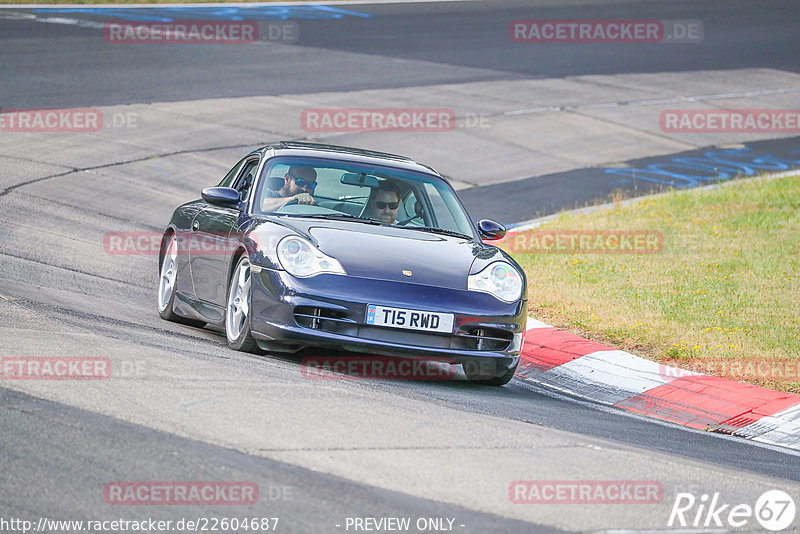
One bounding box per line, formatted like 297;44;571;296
232;158;260;202
218;158;246;188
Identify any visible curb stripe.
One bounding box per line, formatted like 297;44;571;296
517;327;613;373
752;405;800;447
615;375;800;430
542;350;673;405
519;319;800;451
525;318;552;329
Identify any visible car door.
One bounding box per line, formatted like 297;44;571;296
189;155;260;307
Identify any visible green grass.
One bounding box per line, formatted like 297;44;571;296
507;174;800;392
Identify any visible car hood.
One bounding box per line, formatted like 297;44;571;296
268;218;489;289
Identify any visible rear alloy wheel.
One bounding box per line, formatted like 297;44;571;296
225;255;260;353
463;359;517;386
157;234;179;320
158;233;205;327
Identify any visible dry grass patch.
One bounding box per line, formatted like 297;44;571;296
508;173;800;392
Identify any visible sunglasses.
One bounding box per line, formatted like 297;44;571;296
290;175;317;190
375;201;399;210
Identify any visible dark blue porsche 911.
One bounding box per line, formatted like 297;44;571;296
157;141;527;385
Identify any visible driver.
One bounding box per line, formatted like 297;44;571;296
364;181;402;224
261;165;317;211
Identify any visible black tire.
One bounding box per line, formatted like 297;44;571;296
225;255;261;353
463;359;518;386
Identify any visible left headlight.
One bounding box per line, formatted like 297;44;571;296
277;236;345;278
467;261;523;302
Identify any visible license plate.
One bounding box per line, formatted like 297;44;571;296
365;304;454;334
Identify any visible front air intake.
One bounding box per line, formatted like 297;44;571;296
294;306;356;334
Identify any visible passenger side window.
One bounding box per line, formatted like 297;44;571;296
424;183;458;231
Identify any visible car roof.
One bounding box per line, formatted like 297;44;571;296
253;141;444;178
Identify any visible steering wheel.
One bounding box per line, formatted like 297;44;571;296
284;193;317;207
395;214;423;226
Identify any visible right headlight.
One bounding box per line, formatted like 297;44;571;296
277;236;345;278
467;261;523;302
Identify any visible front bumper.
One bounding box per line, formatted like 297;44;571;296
249;266;526;370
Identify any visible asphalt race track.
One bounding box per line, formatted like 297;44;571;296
2;1;799;108
1;1;800;533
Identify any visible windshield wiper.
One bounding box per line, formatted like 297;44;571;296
404;226;473;240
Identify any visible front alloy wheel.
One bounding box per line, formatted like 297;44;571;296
226;255;260;353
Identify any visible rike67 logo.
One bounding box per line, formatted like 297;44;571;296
669;490;796;531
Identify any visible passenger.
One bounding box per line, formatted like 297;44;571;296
364;181;402;224
261;165;317;211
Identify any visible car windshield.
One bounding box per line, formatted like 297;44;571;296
253;156;476;238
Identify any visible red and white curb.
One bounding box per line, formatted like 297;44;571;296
518;318;800;451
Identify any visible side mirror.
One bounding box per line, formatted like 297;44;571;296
201;187;240;208
477;219;506;241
